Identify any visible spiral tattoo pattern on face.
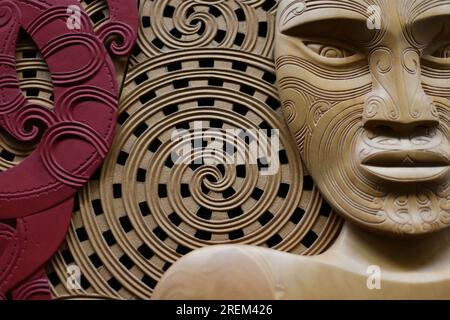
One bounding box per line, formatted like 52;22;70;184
276;0;450;235
0;0;345;299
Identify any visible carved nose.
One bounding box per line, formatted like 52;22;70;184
363;51;440;133
362;92;440;133
363;75;439;132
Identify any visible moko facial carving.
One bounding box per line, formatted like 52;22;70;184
276;0;450;235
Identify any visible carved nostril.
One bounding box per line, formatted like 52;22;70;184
363;81;441;134
363;96;440;133
363;118;439;135
364;125;396;137
362;106;440;132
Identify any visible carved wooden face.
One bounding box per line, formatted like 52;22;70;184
276;0;450;235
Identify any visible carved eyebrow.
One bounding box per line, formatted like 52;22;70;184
411;3;450;25
407;5;450;47
280;8;369;34
279;8;378;46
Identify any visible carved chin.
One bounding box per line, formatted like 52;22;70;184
302;100;450;236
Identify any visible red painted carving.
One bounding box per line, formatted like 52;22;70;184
0;0;138;300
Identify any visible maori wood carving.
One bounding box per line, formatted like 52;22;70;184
3;0;343;300
0;0;137;299
151;0;450;300
276;0;450;235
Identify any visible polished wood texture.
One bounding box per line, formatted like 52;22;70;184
153;0;450;299
2;0;342;299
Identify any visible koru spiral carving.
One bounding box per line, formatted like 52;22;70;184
1;0;343;300
0;0;137;300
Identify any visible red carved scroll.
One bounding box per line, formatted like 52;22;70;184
0;0;138;300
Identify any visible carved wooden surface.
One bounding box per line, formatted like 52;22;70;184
0;0;137;300
276;0;450;235
2;0;342;299
152;0;450;300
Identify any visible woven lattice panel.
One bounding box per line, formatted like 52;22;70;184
1;0;343;299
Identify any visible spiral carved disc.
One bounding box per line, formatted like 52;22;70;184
2;0;342;299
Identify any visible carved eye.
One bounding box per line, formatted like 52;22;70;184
431;44;450;59
422;43;450;67
305;42;355;59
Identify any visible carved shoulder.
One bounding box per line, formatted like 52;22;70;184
153;245;279;300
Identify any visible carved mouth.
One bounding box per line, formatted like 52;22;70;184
361;151;450;182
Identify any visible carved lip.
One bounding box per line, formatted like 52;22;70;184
361;151;450;182
362;151;450;167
